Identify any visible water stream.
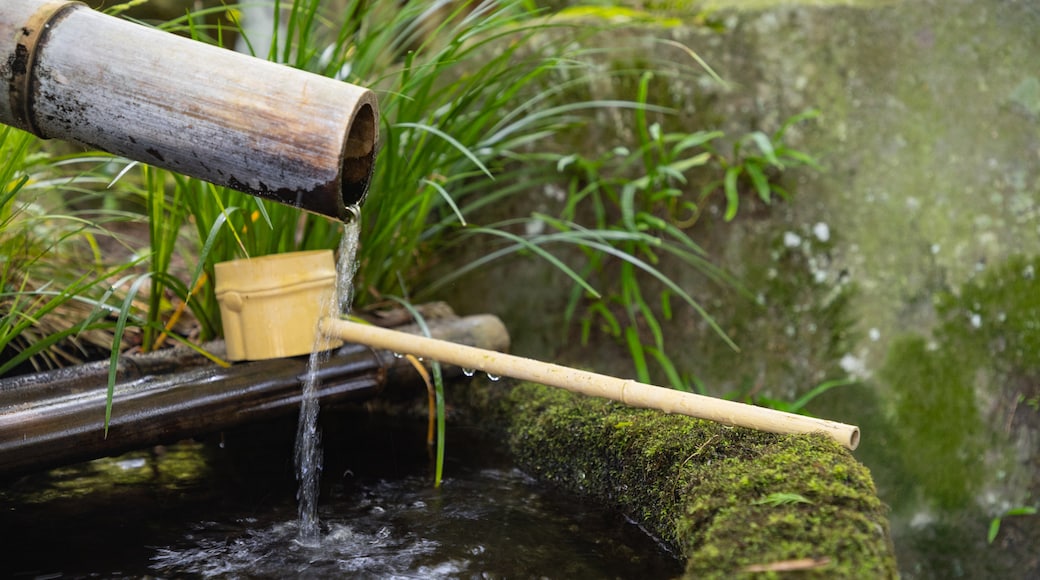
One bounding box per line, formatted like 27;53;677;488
295;209;361;545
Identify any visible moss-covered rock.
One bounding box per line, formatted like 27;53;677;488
499;382;897;578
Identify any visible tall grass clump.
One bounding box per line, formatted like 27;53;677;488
35;1;818;384
419;70;819;389
284;0;662;300
141;0;696;328
0;126;144;375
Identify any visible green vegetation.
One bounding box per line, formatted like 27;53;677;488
2;0;824;486
0;126;142;375
988;505;1037;545
753;491;813;506
2;0;817;390
880;335;984;510
873;254;1040;511
860;253;1040;574
388;297;448;487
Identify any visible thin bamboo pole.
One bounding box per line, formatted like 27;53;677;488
320;318;861;450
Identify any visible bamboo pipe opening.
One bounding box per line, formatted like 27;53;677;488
340;103;377;208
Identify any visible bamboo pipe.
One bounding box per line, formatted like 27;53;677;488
320;318;861;450
0;0;378;221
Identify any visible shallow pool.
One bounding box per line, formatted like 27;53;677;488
1;409;682;578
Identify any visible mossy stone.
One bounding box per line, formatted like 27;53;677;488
498;382;897;578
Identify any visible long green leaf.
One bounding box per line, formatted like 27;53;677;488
388;296;447;488
723;166;741;221
106;273;152;436
395;122;495;179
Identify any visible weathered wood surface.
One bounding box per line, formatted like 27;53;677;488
0;0;378;219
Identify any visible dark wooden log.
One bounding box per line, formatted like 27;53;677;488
0;313;510;477
0;344;381;477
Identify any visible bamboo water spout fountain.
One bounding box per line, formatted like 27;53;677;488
215;252;862;450
2;0;859;452
0;0;377;220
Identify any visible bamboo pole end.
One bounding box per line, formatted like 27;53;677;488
846;426;861;451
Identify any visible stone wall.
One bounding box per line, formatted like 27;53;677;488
442;1;1040;576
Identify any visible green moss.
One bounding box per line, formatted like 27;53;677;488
936;254;1040;373
879;336;984;510
873;255;1040;510
500;382;897;578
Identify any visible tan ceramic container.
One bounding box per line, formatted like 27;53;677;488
215;250;343;361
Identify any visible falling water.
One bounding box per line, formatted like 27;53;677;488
294;206;362;545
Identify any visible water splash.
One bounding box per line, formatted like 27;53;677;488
294;208;362;546
146;465;680;578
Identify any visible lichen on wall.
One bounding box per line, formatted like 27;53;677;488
868;253;1040;577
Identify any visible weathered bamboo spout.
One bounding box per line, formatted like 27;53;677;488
0;0;378;221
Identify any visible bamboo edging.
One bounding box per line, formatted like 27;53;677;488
320;318;861;450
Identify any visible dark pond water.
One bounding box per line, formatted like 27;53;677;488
0;409;681;579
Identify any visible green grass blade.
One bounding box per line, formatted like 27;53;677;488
105;273;152;437
395;122;494;179
624;326;649;383
387;295;446;488
465;227;602;299
723;166;741;221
